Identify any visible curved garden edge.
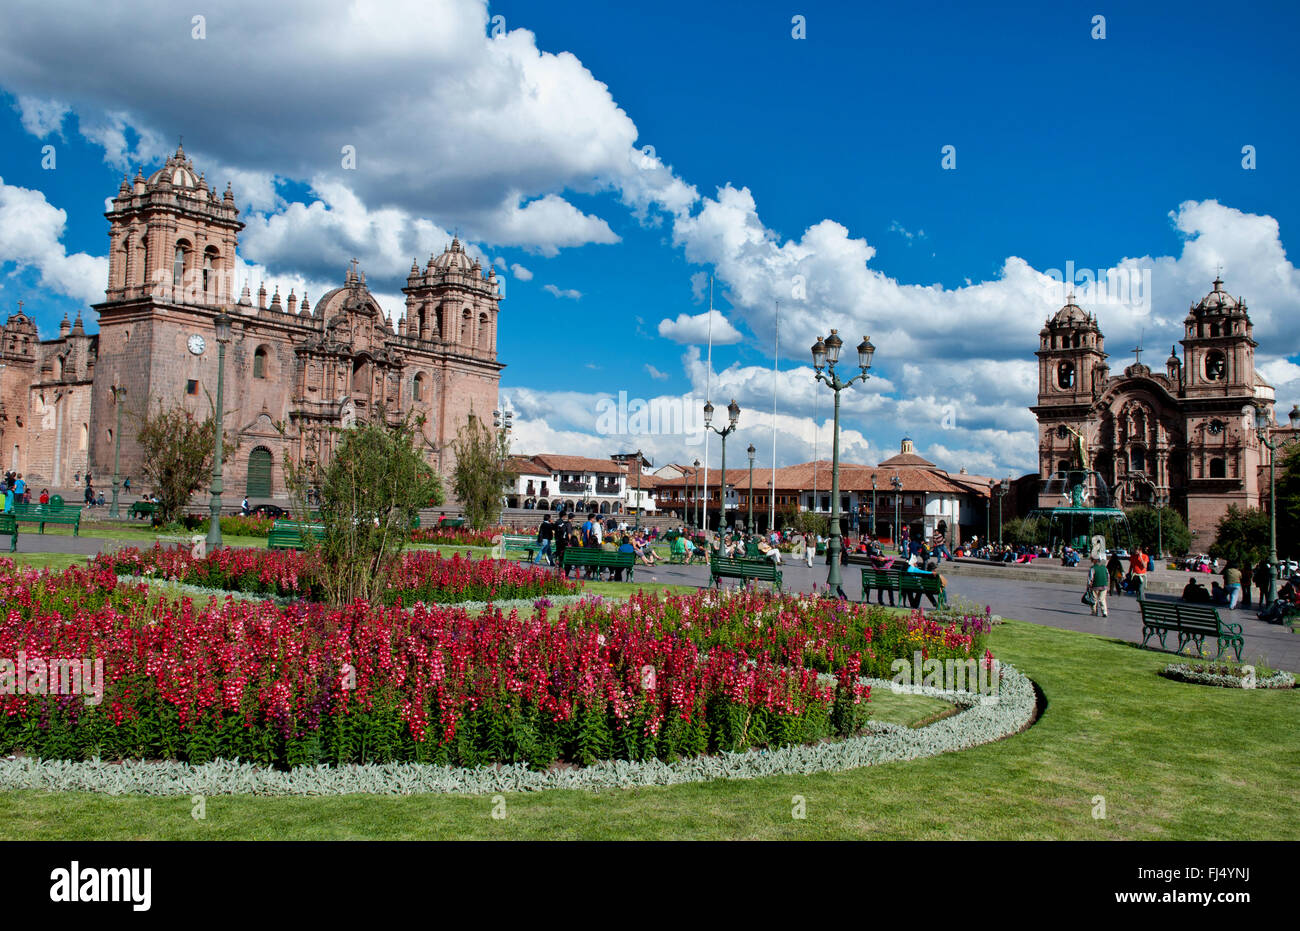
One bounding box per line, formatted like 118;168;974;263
1159;664;1296;690
0;663;1037;797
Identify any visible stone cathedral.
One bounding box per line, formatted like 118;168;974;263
0;144;504;498
1032;278;1299;542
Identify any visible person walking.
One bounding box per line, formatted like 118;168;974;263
1128;545;1149;600
1223;561;1243;610
1253;560;1272;607
1106;552;1124;596
555;513;571;575
534;515;555;566
1088;556;1109;617
803;532;815;569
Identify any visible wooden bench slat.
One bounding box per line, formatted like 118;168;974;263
710;556;782;590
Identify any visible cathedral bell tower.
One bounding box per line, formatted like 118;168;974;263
1031;295;1109;485
1179;276;1256;398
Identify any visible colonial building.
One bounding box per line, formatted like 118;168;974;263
0;144;504;498
1031;278;1294;540
650;439;998;543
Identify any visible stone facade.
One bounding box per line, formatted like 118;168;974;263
0;145;504;498
1031;279;1291;542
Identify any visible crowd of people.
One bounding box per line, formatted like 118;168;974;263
1181;559;1297;624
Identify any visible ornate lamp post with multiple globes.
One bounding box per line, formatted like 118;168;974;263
204;311;232;551
703;399;740;532
810;330;875;597
109;384;127;520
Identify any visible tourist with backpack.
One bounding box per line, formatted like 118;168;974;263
1087;557;1109;617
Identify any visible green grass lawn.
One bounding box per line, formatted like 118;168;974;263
8;552;89;572
1;617;1297;840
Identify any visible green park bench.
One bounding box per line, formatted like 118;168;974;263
0;514;18;553
439;517;466;528
860;567;901;605
562;547;634;581
501;533;539;560
710;555;782;591
130;500;160;520
267;520;325;551
12;502;83;536
1139;601;1244;661
898;571;947;609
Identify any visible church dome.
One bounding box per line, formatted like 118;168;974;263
429;237;477;272
1193;277;1242;315
147;144;201;189
1050;295;1090;327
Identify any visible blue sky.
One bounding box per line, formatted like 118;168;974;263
1;0;1297;477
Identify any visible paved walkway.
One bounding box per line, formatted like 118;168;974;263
630;557;1300;673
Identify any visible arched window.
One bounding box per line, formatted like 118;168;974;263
1130;448;1145;473
1205;350;1226;381
461;308;472;344
203;248;217;297
478;312;489;349
79;423;88;452
1057;361;1075;389
412;373;425;402
173;246;186;288
253;346;268;379
1209;457;1227;479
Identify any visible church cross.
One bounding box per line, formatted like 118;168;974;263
349;257;359;276
16;301;22;315
1130;327;1145;366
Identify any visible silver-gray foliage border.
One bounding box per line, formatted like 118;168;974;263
1161;663;1295;690
0;664;1035;797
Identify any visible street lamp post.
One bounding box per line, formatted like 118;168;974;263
693;459;701;530
995;478;1009;545
703;399;740;532
1154;489;1169;561
1247;403;1299;604
204;311;232;550
892;474;902;554
635;449;643;531
747;443;756;534
493;408;513;511
870;473;877;540
109;385;127;520
811;330;875;597
985;479;993;547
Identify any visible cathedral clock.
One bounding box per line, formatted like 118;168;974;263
187;334;206;356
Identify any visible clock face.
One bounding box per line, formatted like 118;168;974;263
1208;419;1224;435
187;334;206;356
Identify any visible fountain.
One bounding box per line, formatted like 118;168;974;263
1027;426;1133;555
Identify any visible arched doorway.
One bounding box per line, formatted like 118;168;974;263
246;447;273;497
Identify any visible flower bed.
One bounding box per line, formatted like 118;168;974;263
410;526;502;548
1160;661;1295;690
0;566;897;769
0;663;1036;796
92;545;575;605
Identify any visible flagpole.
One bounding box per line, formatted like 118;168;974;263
701;277;713;533
770;300;778;533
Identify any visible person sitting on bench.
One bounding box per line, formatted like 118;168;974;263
1182;578;1211;604
903;562;945;608
1257;579;1297;624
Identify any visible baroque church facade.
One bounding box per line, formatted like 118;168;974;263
1032;278;1298;542
0;145;504;498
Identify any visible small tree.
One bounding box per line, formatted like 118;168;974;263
1209;505;1270;566
1001;516;1047;548
449;416;509;529
133;399;231;524
1124;505;1191;557
1273;443;1300;560
789;510;829;538
285;411;443;605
